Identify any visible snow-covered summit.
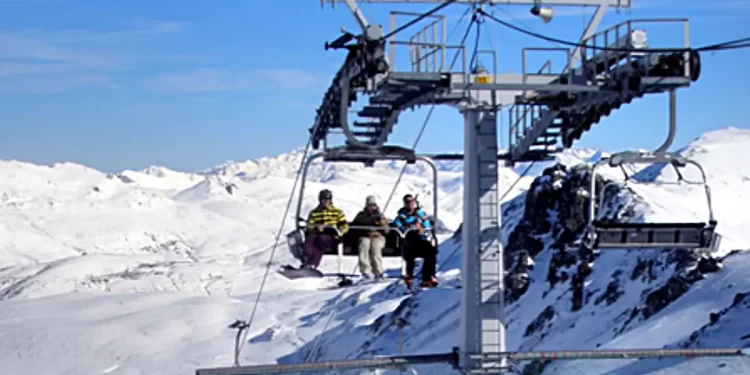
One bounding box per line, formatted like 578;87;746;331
0;127;749;375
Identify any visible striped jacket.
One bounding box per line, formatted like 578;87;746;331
393;207;432;239
306;204;349;234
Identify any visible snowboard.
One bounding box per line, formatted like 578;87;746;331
277;264;324;279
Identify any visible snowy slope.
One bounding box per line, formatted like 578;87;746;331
0;127;749;375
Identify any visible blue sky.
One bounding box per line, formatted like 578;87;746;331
0;0;748;172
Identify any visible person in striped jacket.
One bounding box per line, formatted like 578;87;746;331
393;194;438;288
303;189;349;269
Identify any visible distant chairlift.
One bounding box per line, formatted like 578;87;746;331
281;145;440;284
585;151;721;253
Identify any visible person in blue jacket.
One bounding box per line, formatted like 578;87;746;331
394;194;438;288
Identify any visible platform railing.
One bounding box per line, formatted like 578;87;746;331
581;18;691;81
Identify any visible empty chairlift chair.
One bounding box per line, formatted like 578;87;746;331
584;151;721;253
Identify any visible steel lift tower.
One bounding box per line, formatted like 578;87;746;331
309;0;697;373
197;0;724;374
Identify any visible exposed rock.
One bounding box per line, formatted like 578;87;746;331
679;290;750;348
502;160;728;349
506;250;533;303
525;305;556;337
709;312;720;324
595;279;624;306
505;163;615;300
697;256;722;273
225;182;238;195
641;273;697;319
521;359;550;375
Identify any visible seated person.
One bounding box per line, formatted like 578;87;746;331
351;195;389;280
303;189;349;269
393;194;438;288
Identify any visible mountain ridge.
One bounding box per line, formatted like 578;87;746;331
0;126;749;375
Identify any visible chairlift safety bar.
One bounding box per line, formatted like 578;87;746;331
304;223;437;275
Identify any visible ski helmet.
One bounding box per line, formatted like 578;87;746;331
318;189;333;201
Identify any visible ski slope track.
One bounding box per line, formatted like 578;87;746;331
0;127;749;375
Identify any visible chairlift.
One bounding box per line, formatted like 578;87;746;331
584;151;721;253
281;145;440;283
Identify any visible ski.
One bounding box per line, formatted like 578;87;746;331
320;275;401;290
404;281;461;294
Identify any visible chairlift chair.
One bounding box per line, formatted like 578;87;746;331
282;145;441;282
339;221;405;257
285;220;404;261
585;151;721;253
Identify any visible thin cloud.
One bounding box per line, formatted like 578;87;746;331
0;33;124;69
635;0;750;11
0;62;78;78
0;0;66;2
146;68;326;93
16;20;188;45
0;73;116;93
0;19;188;93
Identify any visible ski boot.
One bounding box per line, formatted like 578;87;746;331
419;277;438;288
403;275;413;288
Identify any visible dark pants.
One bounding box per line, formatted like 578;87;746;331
403;233;437;281
304;232;335;268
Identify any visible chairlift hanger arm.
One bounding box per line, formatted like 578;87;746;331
344;224;436;238
342;0;372;35
310;33;390;149
294;147;440;235
323;145;419;164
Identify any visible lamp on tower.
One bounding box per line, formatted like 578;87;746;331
530;0;554;23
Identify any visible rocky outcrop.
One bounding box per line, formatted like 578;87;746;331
503;162;726;336
680;291;749;348
504;163;610;303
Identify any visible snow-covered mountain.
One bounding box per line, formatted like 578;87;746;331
0;127;749;375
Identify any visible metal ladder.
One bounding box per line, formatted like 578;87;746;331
463;109;508;371
508;103;565;158
507;19;696;157
350;10;466;147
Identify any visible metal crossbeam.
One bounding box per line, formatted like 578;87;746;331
195;347;748;375
312;0;699;159
476;347;748;361
196;352;457;375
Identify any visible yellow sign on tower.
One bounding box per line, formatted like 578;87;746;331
473;75;490;84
